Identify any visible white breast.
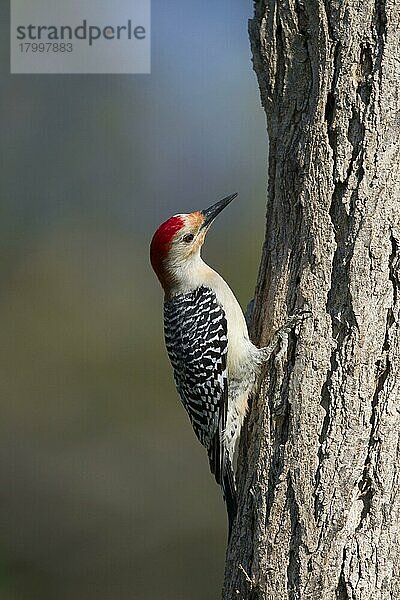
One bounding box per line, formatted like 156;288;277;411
203;268;255;375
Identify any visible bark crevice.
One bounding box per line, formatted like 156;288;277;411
287;472;301;599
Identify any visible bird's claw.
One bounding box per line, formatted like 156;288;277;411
281;308;312;334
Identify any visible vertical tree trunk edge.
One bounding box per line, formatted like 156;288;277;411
223;0;400;598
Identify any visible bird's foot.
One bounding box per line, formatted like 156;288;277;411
259;307;312;362
280;308;312;335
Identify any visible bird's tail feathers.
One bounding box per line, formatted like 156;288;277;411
208;428;237;540
221;454;237;539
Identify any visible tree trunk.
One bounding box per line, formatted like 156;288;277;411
223;0;400;598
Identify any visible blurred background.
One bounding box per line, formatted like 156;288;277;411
0;1;267;598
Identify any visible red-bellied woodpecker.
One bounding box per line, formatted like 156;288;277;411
150;193;306;537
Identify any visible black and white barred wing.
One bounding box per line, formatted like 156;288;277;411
164;285;237;534
163;286;228;450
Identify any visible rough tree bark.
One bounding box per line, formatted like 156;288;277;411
223;0;400;598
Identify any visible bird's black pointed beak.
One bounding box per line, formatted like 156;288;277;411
201;193;238;229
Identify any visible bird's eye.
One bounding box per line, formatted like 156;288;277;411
182;233;195;243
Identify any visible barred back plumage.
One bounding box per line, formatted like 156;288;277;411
164;285;237;534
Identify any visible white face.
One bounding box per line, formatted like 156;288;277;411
166;212;207;268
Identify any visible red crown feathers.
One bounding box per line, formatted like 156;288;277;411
150;215;185;279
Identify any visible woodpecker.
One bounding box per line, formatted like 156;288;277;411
150;193;305;536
